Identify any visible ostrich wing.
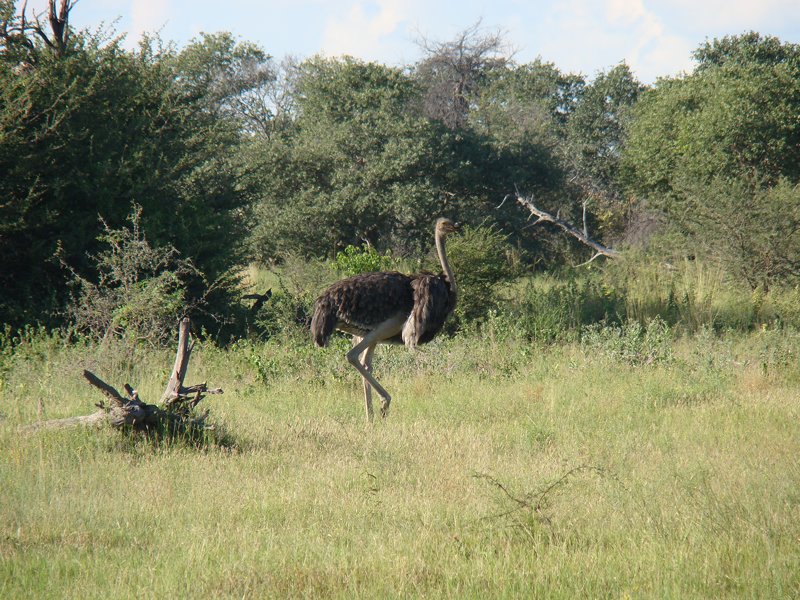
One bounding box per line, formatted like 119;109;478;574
312;272;414;346
402;274;453;348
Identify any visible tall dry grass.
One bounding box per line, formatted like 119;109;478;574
1;321;799;598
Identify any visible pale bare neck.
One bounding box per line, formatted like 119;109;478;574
436;231;457;297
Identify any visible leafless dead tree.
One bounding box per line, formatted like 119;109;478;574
1;0;77;59
415;20;512;130
24;318;223;433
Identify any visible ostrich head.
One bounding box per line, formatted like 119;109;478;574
435;217;459;237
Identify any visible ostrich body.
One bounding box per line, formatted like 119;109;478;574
311;218;459;421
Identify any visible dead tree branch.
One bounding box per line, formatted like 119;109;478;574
1;0;77;58
24;318;222;433
513;192;621;260
160;317;193;406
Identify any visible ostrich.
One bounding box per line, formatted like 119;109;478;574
311;218;459;421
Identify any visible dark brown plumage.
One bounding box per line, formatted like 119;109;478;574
311;218;459;421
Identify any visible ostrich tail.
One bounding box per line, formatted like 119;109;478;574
311;297;337;347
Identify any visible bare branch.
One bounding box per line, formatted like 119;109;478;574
83;369;125;407
574;252;605;267
160;317;192;405
22;411;107;431
582;200;589;238
3;0;78;57
514;192;621;259
415;19;512;130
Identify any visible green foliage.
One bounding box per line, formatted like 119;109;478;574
333;243;396;276
65;206;203;346
622;34;800;201
503;275;622;342
0;23;253;329
246;50;620;267
564;64;641;185
621;33;800;289
562;64;643;239
581;316;673;365
678;175;800;289
426;223;517;324
248;57;449;259
251;290;312;342
173;31;274;133
693;31;800;72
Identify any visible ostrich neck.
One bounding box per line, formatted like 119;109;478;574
436;232;457;298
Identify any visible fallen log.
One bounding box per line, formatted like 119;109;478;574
25;318;222;432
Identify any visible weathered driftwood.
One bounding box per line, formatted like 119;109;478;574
26;318;222;432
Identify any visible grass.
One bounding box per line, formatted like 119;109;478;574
1;324;799;598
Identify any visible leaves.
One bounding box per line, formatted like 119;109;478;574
0;23;251;329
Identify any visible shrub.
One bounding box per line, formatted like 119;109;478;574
581;316;673;365
427;222;517;325
506;275;623;342
64;205;203;346
334;243;397;276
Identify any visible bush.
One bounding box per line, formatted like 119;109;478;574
581;316;673;365
675;175;800;291
506;275;622;342
65;205;204;346
427;222;517;325
334;243;397;276
252;290;313;341
0;28;251;330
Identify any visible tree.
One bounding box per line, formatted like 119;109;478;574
414;21;510;130
473;59;584;145
562;63;643;240
173;31;277;136
0;0;77;60
622;34;800;206
248;57;451;259
679;175;800;290
471;60;640;261
693;31;800;72
0;3;254;329
621;33;800;287
564;64;641;199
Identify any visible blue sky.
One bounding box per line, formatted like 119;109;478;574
21;0;800;83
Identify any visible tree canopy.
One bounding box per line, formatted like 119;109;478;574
0;2;261;327
621;33;800;288
2;2;799;330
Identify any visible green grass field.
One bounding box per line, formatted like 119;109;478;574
1;326;799;598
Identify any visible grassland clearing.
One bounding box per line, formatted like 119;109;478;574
1;323;799;598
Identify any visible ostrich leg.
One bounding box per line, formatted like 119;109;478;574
352;337;377;421
361;343;376;421
346;316;404;420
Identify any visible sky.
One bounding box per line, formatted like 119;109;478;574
20;0;800;83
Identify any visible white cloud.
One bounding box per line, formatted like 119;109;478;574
607;0;647;26
652;0;800;32
321;0;419;61
535;0;694;82
130;0;171;39
610;1;694;81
